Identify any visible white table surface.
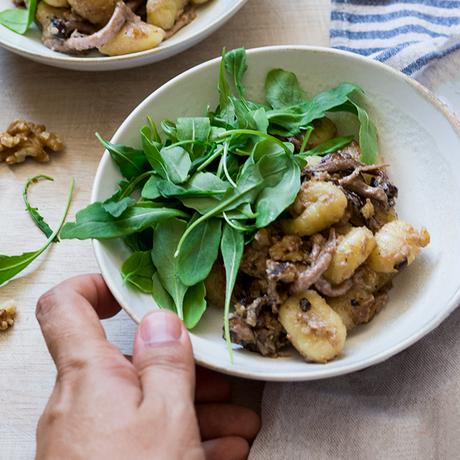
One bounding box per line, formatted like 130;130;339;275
0;1;330;458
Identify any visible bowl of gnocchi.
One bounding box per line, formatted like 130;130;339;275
85;46;460;381
0;0;247;70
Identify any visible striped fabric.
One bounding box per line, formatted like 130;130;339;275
330;0;460;75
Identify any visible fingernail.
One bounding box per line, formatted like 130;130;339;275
139;311;182;346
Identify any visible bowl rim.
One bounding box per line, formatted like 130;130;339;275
92;45;460;381
0;0;247;67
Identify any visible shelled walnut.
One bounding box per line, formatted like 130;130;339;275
0;120;64;165
0;300;16;332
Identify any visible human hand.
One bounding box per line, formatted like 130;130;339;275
35;274;260;460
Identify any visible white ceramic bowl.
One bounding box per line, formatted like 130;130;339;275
92;46;460;381
0;0;246;71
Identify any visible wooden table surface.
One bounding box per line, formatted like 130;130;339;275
0;1;329;457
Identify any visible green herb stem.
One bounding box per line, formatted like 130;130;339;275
222;142;237;187
196;145;224;172
217;129;291;154
299;126;314;155
174;181;260;257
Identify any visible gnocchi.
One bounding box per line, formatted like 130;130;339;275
368;220;430;273
324;227;376;285
282;181;348;236
278;290;347;363
99;21;165;56
147;0;189;30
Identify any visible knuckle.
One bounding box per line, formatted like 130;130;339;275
41;404;66;426
57;343;135;384
38;396;69;430
57;356;90;382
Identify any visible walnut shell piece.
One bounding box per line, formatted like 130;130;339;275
0;120;64;165
0;300;16;331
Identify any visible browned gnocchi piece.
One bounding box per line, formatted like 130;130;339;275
282;181;348;236
278;290;347;363
325;227;376;285
99;21;165;56
146;0;188;30
368;220;430;273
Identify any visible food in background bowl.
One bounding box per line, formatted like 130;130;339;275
61;48;430;364
0;0;212;56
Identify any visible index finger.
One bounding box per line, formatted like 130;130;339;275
36;274;122;373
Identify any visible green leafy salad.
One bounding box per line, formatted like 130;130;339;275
60;48;378;351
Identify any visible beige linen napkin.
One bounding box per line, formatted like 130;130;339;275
249;49;460;460
250;306;460;460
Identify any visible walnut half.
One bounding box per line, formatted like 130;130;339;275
0;300;16;331
0;120;64;165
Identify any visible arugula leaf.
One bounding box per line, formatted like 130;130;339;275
188;172;229;193
151;218;188;319
0;0;37;34
156;178;228;199
177;173;231;212
0;179;74;286
97;134;148;180
146;116;162;143
160;120;178;141
303;135;354;157
183;282;207;329
103;172;153;217
151;272;176;311
23;175;56;241
159;145;191;184
61;203;187;240
220;224;244;358
224;47;248;97
267;83;361;136
233;99;269;132
178;218;222;286
255;151;301;228
141;175;162;200
180;195;222;214
265;69;308;109
121;251;155;293
351;101;378;164
140;126;168;178
176;117;211;159
218;49;236;127
103;196;136;218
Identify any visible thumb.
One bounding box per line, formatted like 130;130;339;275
133;310;195;408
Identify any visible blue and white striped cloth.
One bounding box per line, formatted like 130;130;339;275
330;0;460;76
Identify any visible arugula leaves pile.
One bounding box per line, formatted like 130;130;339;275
61;48;379;348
